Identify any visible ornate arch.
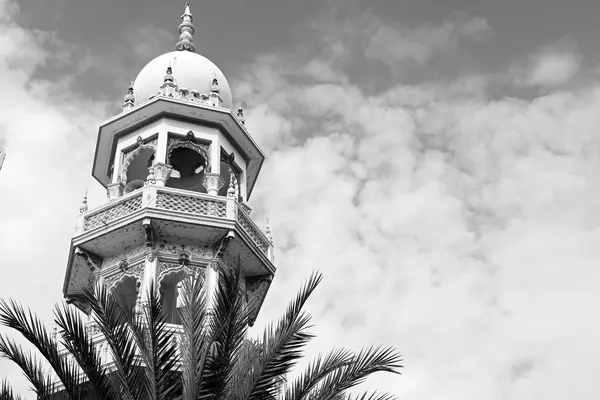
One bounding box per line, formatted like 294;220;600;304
167;131;211;170
104;262;145;292
157;261;198;286
120;136;158;183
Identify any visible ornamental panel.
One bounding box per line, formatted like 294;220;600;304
83;194;143;231
237;208;270;255
156;192;226;218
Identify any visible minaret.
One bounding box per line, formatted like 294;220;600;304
62;2;274;373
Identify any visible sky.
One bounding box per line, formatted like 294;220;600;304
1;0;600;398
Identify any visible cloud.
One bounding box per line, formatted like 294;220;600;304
512;46;581;87
237;11;600;400
1;0;599;399
0;0;110;393
307;4;491;75
364;12;491;66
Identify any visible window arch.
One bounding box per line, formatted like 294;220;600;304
166;132;211;193
120;137;157;190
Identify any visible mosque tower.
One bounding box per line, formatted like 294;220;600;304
60;1;275;375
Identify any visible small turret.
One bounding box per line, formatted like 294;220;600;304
122;82;135;112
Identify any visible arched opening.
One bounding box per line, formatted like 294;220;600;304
123;148;155;193
112;276;139;319
166;147;207;193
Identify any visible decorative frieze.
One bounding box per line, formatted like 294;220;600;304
104;263;145;291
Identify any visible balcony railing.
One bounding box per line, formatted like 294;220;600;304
77;185;273;260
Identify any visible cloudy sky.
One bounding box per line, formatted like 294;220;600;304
1;0;600;398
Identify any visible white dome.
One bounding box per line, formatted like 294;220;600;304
133;51;233;109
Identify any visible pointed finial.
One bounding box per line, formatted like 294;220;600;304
79;189;88;213
175;2;196;53
265;218;273;244
227;174;235;197
237;104;245;125
122;82;135;111
164;65;174;83
211;76;220;94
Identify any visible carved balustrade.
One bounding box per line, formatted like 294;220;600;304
76;186;274;261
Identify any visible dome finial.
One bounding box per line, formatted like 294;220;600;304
175;2;196;53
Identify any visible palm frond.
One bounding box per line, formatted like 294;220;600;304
0;337;54;399
0;378;23;400
283;348;353;400
0;299;82;398
201;261;250;400
54;302;119;400
304;346;402;400
124;282;181;400
237;271;323;400
178;270;210;400
80;284;141;399
336;391;397;400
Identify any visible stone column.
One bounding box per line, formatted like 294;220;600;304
202;173;224;196
153;162;173;187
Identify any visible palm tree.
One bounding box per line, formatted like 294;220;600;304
0;263;402;400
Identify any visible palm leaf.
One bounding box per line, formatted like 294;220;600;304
0;337;55;399
54;302;120;400
283;348;353;400
0;299;82;398
305;346;402;400
80;284;141;399
124;282;181;400
236;271;322;400
200;261;250;400
178;270;210;400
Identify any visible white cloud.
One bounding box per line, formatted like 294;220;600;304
1;1;599;399
513;48;581;87
0;0;110;394
365;12;491;66
240;20;600;400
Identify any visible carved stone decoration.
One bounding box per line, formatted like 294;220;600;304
74;247;102;272
166;133;210;169
145;166;156;186
104;263;145;292
157;262;197;286
202;173;224;196
146;250;157;262
118;259;129;272
245;276;272;327
107;181;125;200
104;245;146;270
142;218;154;248
178;253;190;266
157;240;212;260
120;139;158;183
152;162;173;186
239;201;252;215
213;230;235;259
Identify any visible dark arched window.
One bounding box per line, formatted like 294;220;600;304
166;147;207;193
